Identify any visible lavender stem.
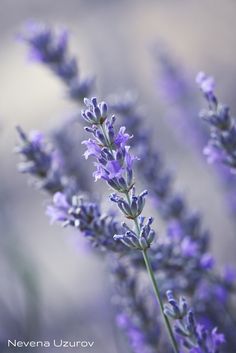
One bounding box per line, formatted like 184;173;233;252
124;167;179;353
142;249;179;353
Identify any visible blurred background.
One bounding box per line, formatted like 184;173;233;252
0;0;236;352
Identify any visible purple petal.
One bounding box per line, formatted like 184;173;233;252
114;126;131;147
106;160;122;179
181;237;198;257
82;139;101;159
53;192;69;208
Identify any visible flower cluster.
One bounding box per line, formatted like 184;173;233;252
196;72;236;173
110;188;147;220
81;97;156;251
47;192;126;252
113;216;155;250
15;126;65;193
16;126;126;253
82;98;135;188
20;21;93;102
164;291;225;353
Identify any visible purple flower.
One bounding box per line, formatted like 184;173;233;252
203;143;224;164
46;192;70;224
92;163;108;181
46;205;67;224
167;220;183;241
165;291;225;353
82;139;101;159
197;74;236;174
196;71;215;95
53;191;70;208
223;265;236;285
114;126;132;147
81;98;138;191
20;21;93;102
21;21;68;64
29;130;44;146
214;285;228;303
46;192;126;252
124;146;138;170
211;327;225;346
200;253;214;270
16;126;65;193
180;237;198;257
105;160;123;179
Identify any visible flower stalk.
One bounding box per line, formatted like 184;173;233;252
125;191;179;353
142;250;179;353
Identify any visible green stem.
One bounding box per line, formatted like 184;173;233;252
124;192;179;353
142;249;179;353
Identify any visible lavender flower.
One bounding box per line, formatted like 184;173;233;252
16;126;128;253
47;193;126;252
164;291;225;353
81;98;137;193
196;72;236;174
20;21;93;102
15;126;65;193
113;216;155;251
154;48;236;216
81;97;155;250
81;97;179;353
196;72;215;98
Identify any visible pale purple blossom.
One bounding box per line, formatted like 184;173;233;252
196;71;215;95
197;73;236;174
82;139;101;159
46;192;71;224
181;237;198;257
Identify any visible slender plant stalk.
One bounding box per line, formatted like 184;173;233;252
142;249;179;353
125;192;179;353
